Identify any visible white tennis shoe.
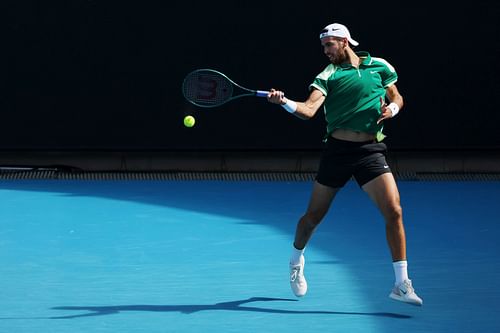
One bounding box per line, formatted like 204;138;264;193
389;279;423;306
289;255;307;297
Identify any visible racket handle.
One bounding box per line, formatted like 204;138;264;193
255;90;269;98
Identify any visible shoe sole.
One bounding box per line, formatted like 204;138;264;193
291;289;306;297
389;293;423;306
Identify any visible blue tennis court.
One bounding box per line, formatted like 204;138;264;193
1;179;499;332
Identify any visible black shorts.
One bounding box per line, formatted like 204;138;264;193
316;137;392;188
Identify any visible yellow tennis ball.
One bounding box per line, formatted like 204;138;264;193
183;115;195;128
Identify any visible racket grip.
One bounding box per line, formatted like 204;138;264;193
255;90;269;98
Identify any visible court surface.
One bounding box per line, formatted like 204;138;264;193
1;179;499;332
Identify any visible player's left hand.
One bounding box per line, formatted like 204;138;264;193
377;97;392;124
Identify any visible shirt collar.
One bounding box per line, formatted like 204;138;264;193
357;51;372;65
337;51;372;69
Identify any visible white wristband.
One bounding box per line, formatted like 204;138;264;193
281;99;297;113
388;102;400;117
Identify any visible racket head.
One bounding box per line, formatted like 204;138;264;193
182;69;234;108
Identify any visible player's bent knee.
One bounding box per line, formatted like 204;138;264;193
385;204;403;224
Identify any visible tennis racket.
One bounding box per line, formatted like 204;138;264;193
182;69;269;108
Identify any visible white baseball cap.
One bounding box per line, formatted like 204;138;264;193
319;23;359;46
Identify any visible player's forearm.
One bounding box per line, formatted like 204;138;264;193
386;85;404;112
291;102;316;120
281;95;323;120
389;95;404;111
267;89;322;119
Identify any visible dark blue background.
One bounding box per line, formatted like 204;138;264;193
3;1;499;150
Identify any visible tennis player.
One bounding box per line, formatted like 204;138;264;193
267;23;422;306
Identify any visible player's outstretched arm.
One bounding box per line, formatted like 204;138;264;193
267;89;325;120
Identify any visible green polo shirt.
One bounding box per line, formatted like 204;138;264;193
309;51;398;141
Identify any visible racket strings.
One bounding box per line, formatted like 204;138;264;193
182;71;233;107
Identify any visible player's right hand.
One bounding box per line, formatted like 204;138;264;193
267;88;286;105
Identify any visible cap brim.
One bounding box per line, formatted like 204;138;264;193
349;38;359;46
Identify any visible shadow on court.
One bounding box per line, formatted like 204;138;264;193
49;297;411;319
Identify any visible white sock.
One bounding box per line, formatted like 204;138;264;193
393;260;409;285
290;246;305;265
